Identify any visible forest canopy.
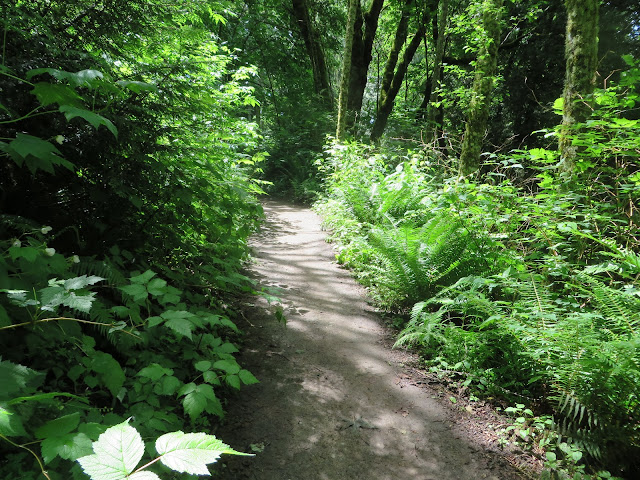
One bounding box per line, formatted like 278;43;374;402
1;0;639;479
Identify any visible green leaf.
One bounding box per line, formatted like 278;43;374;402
194;361;212;372
226;374;241;390
218;342;239;354
116;80;158;94
156;431;249;475
161;311;195;339
27;68;104;87
42;432;93;463
119;284;148;302
0;407;27;437
146;278;167;296
35;412;81;439
8;246;39;262
0;360;41;398
77;420;144;480
64;291;97;313
59;106;118;137
130;270;156;284
64;275;104;290
8;133;73;174
182;391;208;421
31;82;83;107
156;376;181;396
212;360;240;375
147;316;163;327
88;352;125;397
137;363;172;381
239;369;259;385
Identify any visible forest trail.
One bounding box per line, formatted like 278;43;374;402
215;200;529;480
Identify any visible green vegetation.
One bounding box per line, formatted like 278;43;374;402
315;61;640;477
2;0;639;478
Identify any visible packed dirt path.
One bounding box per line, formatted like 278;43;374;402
214;200;529;480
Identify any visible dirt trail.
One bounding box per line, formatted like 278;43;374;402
215;200;529;480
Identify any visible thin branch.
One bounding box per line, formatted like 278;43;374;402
0;317;139;337
0;434;52;480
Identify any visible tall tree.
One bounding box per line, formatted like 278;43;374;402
459;0;504;176
558;0;599;175
337;0;360;140
292;0;333;105
370;0;429;142
425;0;449;143
347;0;385;130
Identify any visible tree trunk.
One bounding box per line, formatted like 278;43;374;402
370;8;427;143
425;0;448;143
336;0;359;140
346;0;385;130
459;0;503;176
558;0;599;175
292;0;333;106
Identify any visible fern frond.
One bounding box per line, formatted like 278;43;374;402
395;306;446;349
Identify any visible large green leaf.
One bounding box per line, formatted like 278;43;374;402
59;106;118;137
162;310;196;339
156;431;249;475
8;133;74;174
35;412;80;439
0;360;41;398
137;363;173;381
77;421;144;480
41;432;93;463
31;82;83;107
64;275;104;290
86;352;125;397
27;68;104;88
0;406;27;437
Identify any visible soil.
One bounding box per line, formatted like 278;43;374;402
214;200;542;480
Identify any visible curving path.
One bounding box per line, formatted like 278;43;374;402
215;200;528;480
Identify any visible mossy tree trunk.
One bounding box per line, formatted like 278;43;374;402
458;0;503;176
558;0;599;176
336;0;359;141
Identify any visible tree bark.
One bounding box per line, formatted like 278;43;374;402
425;0;448;143
346;0;385;129
370;6;427;143
292;0;332;106
336;0;359;140
558;0;599;176
459;0;503;176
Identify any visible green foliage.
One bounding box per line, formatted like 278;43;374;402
76;420;249;480
1;2;265;478
315;96;640;477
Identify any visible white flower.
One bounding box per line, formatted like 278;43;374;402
12;239;21;248
44;247;56;256
41;226;53;234
71;255;80;263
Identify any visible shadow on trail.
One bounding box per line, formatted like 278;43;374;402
215;200;520;480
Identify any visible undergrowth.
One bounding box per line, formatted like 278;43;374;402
314;62;640;479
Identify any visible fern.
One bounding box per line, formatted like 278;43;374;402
395;303;447;348
368;213;480;307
